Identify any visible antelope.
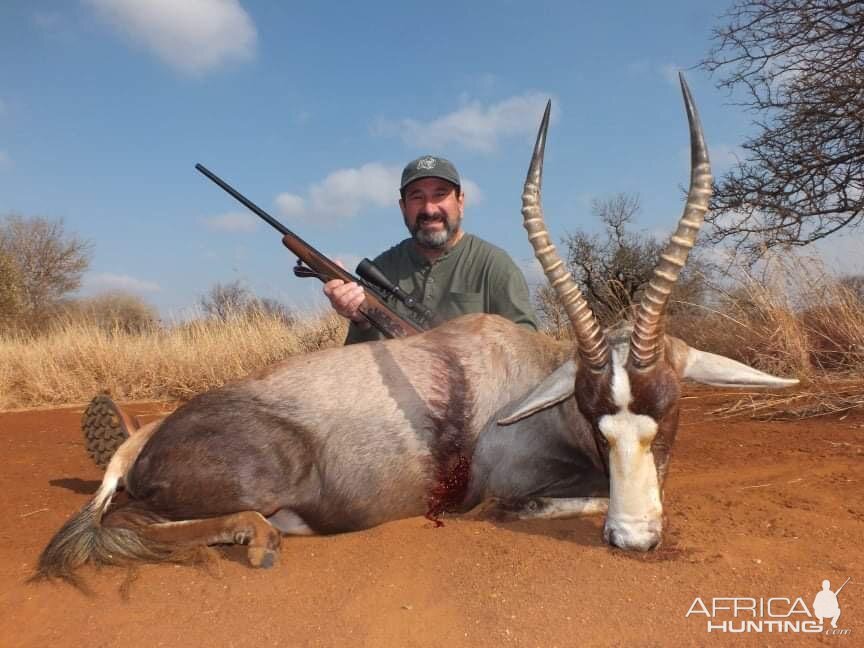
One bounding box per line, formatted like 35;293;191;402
35;75;796;584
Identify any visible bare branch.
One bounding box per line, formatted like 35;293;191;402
701;0;864;262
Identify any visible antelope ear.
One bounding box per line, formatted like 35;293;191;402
498;360;576;425
683;348;799;388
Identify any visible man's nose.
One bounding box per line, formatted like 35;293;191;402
421;197;439;212
418;202;442;217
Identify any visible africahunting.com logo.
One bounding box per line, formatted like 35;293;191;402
685;578;852;635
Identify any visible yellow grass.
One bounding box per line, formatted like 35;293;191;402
670;254;864;418
0;309;348;410
672;254;864;380
2;253;863;417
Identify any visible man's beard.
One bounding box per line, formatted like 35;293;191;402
409;212;462;249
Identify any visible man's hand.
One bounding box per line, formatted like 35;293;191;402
323;279;368;325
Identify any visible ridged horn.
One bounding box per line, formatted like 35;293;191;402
629;73;713;370
522;100;609;372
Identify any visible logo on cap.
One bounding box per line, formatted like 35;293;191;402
417;156;437;170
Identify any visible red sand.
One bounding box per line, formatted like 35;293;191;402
1;391;861;647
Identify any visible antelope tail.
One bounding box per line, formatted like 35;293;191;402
32;435;196;589
32;475;168;588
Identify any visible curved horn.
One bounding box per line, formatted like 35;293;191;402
629;73;713;370
522;101;609;372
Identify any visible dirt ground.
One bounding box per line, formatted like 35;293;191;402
1;390;862;647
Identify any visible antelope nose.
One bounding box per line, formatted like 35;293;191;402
604;522;662;552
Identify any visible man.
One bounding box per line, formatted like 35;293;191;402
324;155;538;343
83;156;538;468
813;579;847;629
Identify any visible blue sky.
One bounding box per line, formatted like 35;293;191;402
1;1;857;317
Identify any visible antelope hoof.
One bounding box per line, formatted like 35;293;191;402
247;546;278;569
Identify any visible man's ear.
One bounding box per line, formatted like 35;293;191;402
457;189;465;214
398;198;406;215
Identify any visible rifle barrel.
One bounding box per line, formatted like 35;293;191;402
195;163;292;237
195;162;427;337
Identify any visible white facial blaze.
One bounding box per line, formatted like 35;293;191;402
598;361;663;547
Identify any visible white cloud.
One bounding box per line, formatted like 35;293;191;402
85;0;257;75
274;193;306;218
86;272;161;293
0;151;10;169
276;163;401;222
460;179;484;206
276;163;484;222
203;211;257;232
375;93;555;153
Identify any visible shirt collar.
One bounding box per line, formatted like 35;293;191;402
408;232;470;267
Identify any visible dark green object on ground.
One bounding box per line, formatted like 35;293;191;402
82;394;130;468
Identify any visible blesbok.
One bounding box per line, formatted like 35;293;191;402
35;76;796;583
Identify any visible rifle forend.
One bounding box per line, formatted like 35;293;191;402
194;163;424;339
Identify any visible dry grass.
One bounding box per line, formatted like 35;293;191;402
710;379;864;420
0;308;347;410
671;254;864;419
2;252;863;417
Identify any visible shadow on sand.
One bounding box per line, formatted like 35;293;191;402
49;478;101;495
465;513;699;562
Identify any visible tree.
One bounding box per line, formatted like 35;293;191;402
60;292;159;334
534;284;572;340
701;0;864;262
0;250;22;332
200;280;255;320
200;280;293;323
253;296;295;325
558;194;707;327
0;215;92;328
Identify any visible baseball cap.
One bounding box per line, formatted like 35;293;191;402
400;155;461;190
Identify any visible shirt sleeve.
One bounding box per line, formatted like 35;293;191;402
344;320;385;345
487;252;540;332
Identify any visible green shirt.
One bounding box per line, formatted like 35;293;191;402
345;233;539;344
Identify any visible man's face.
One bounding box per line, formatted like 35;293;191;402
399;177;465;249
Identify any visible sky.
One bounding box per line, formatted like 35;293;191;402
1;0;860;318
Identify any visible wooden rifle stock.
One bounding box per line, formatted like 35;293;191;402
280;234;422;338
195;163;423;339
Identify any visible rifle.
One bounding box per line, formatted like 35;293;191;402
835;577;851;596
195;163;427;339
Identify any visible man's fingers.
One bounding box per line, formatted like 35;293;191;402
332;281;361;301
344;289;366;313
323;278;345;297
323;280;366;320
